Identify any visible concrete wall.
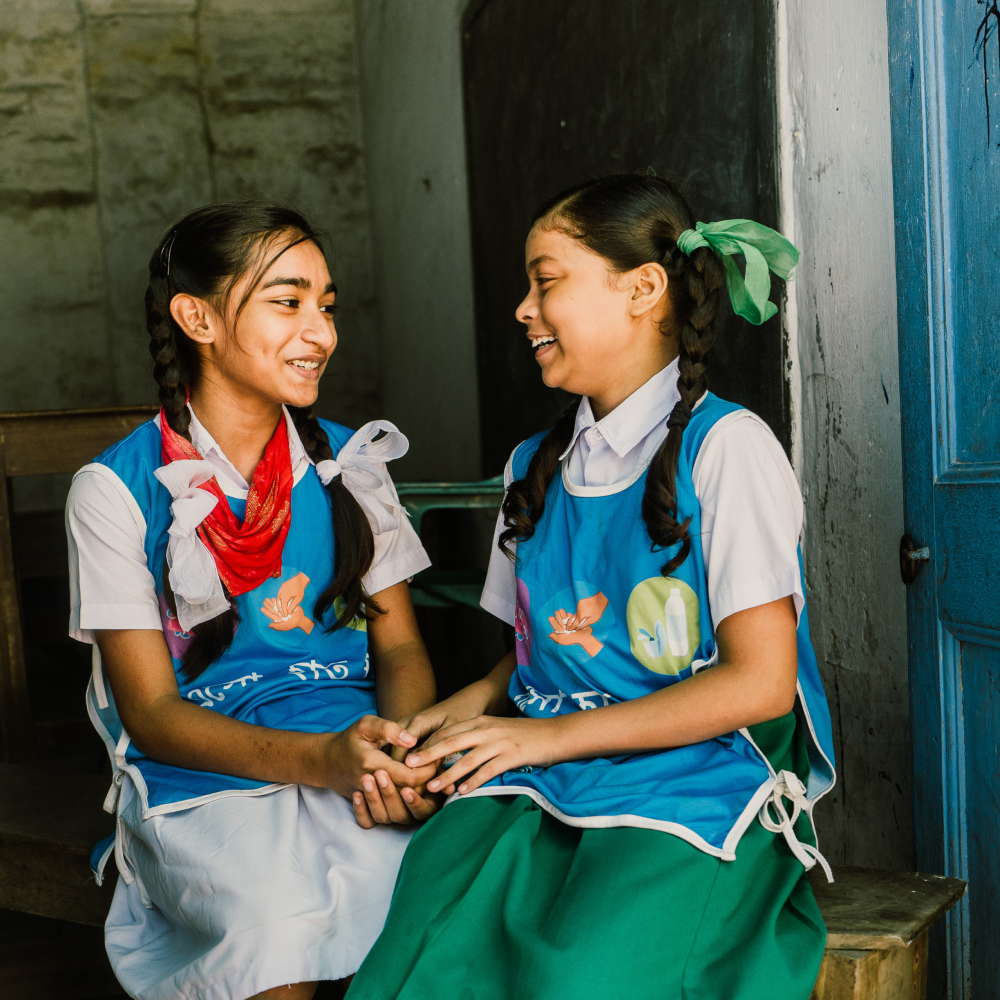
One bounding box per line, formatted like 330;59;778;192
353;0;480;481
781;0;912;869
0;0;378;428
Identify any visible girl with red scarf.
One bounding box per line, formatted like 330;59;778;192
66;205;438;1000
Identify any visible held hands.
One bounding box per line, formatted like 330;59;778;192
351;683;499;827
322;715;437;826
404;715;557;796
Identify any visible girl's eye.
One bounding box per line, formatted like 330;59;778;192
275;298;299;308
322;304;339;315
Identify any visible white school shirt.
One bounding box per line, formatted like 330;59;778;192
67;406;430;643
481;359;805;631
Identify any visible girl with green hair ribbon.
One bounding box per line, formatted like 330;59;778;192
347;174;831;1000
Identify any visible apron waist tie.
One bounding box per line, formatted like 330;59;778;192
758;769;834;883
104;770;155;909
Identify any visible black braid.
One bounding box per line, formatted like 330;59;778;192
500;174;724;577
498;401;578;558
642;243;723;575
286;405;383;629
146;258;193;440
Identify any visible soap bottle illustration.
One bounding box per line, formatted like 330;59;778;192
664;588;689;657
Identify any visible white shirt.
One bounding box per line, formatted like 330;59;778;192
481;361;804;632
66;407;430;643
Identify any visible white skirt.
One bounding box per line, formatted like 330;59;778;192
105;778;413;1000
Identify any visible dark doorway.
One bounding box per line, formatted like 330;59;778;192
462;0;784;476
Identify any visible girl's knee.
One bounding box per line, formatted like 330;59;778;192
248;982;319;1000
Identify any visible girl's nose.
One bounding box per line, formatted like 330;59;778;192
301;308;336;349
515;289;537;325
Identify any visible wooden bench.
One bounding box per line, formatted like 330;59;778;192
0;407;156;999
810;866;966;999
0;407;967;999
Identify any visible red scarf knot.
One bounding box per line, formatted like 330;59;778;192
159;407;294;597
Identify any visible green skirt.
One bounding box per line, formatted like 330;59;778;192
347;714;826;1000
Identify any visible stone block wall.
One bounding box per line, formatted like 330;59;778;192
0;0;378;427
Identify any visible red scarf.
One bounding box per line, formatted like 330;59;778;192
160;408;293;597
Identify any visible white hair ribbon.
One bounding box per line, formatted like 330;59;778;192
314;420;409;535
153;460;231;632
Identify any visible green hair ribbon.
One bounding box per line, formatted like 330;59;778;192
676;220;799;325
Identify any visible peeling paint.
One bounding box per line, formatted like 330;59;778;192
787;0;912;869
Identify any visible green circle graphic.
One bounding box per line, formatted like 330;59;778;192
627;576;700;675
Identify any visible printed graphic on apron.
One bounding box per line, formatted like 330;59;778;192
159;592;194;659
627;577;700;674
514;579;533;665
260;571;314;634
333;595;368;632
541;584;614;662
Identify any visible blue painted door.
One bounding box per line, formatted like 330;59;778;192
888;2;1000;997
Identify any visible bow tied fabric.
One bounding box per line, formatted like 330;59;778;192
676;219;799;326
153;460;231;632
758;769;834;883
315;420;410;535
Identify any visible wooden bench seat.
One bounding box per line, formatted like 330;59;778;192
0;763;116;926
810;866;967;999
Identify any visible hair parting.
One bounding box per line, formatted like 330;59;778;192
146;202;379;681
499;174;725;576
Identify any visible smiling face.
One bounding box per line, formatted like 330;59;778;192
175;236;338;411
515;223;677;416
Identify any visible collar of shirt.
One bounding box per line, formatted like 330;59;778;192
187;404;310;499
558;358;682;463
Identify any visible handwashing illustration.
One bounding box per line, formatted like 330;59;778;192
547;591;609;658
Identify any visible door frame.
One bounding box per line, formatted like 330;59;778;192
887;1;972;997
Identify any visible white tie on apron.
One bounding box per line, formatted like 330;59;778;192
758;769;834;882
153;459;230;632
315;420;410;535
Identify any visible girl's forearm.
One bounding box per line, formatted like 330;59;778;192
477;650;518;715
375;638;437;722
127;694;329;786
547;659;796;763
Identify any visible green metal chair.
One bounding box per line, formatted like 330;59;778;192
394;476;505;610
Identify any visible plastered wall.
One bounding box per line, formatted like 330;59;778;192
0;0;378;428
783;0;912;869
353;0;480;481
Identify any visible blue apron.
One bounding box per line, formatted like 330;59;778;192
463;394;836;861
84;417;376;860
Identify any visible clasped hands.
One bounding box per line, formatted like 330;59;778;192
349;693;558;830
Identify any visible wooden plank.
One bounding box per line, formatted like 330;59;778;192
0;468;34;764
0;765;116;926
811;867;966;951
0;765;114;853
0;406;157;478
0;909;124;999
811;932;928;1000
0;838;116;927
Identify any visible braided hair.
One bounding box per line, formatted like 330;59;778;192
147;203;379;681
499;175;726;576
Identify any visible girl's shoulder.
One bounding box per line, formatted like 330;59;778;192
93;417;162;470
509;429;551;483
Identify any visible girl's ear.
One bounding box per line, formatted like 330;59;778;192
170;293;217;345
628;262;669;319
